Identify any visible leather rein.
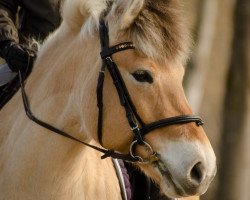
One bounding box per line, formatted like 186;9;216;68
18;20;203;163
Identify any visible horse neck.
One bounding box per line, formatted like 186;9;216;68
28;23;101;138
44;141;122;200
0;24;122;199
0;131;121;199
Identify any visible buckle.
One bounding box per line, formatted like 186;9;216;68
131;124;139;131
105;56;113;63
129;140;158;164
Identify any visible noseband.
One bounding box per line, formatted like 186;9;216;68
19;20;203;163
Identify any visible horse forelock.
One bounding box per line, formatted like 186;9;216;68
130;0;191;64
103;0;191;65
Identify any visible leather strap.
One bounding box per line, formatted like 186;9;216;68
98;20;145;146
18;71;140;162
140;115;204;136
100;42;135;59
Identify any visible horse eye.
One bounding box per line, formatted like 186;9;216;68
131;70;153;83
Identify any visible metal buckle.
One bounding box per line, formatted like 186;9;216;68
105;56;113;63
129;140;158;164
131;124;139;131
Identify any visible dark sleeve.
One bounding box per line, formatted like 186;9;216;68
0;0;19;43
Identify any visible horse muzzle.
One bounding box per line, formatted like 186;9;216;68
154;139;217;198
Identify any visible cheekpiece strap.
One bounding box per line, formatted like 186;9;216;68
100;42;135;59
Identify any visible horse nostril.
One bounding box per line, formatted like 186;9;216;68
190;162;205;185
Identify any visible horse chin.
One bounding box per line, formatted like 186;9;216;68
153;161;189;198
138;161;184;199
153;161;186;199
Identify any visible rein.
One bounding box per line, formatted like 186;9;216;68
18;20;203;163
18;71;139;162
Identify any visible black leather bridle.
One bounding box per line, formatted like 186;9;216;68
18;20;203;163
97;20;203;162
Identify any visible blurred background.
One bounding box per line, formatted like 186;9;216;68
182;0;250;200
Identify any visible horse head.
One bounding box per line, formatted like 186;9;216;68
35;0;217;198
98;0;216;197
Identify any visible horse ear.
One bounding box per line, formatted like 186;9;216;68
109;0;145;30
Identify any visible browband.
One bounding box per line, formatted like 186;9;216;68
100;42;135;59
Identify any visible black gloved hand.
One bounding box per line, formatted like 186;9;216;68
0;40;37;73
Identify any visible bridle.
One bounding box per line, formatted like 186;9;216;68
18;20;203;163
97;20;203;162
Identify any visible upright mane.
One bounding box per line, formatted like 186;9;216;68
130;0;190;64
103;0;190;64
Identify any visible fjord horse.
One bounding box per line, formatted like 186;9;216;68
0;0;216;199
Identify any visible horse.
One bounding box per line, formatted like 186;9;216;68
0;0;216;199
